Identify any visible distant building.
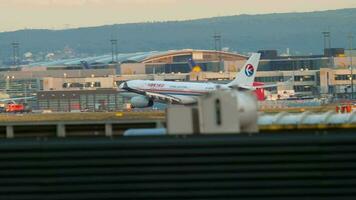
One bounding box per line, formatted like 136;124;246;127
1;49;355;112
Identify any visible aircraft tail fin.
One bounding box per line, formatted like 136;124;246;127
226;53;261;87
80;61;90;69
188;58;202;72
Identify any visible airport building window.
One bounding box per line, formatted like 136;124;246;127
259;59;328;71
334;85;356;94
146;65;166;74
206;62;223;72
255;76;284;83
165;63;192;73
37;90;127;112
93;82;101;87
80;95;88;111
334;74;356;81
316;72;321;86
294;85;312;92
49;99;60;112
147;63;216;74
264;87;277;92
173;55;192;63
0;78;41;101
38;100;49;110
59;98;70;112
63;82;101;89
203;55;212;60
294;75;315;82
87;94;95;111
63;83;83;88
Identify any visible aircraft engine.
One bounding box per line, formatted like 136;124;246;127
130;96;154;108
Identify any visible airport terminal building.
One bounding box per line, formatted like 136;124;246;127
0;49;355;112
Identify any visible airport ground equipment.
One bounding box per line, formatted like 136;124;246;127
166;89;258;135
198;89;258;133
258;111;356;126
0;103;30;113
166;106;199;134
123;128;166;136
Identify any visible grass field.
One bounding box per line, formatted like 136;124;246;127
0;111;165;123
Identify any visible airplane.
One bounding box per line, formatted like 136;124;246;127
80;61;91;69
187;57;268;101
119;53;283;108
0;92;34;104
0;92;10;100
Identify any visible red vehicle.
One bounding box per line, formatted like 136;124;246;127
6;103;30;113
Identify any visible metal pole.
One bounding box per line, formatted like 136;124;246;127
115;39;118;63
322;32;330;50
5;77;9;93
12;44;16;66
322;31;332;67
348;33;354;99
213;32;218;51
213;33;222;71
11;42;20;67
24;82;27;104
110;39;115;63
323;32;327;50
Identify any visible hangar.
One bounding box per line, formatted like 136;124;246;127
120;49;248;75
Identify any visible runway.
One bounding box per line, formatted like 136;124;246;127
0;104;346;123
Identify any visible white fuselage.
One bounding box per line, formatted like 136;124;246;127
119;53;264;106
120;80;229;104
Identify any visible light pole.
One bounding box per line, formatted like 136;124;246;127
110;38;118;63
5;75;15;95
24;82;27;104
5;76;10;93
322;31;331;50
11;42;20;67
348;33;354;99
322;31;333;69
213;32;222;71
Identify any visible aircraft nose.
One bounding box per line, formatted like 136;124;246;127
119;81;128;89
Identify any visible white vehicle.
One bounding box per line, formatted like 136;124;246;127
119;53;266;108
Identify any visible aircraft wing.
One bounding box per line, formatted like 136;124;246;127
254;84;278;89
120;82;182;104
0;99;14;102
228;85;255;90
0;97;34;103
254;78;294;89
145;91;182;104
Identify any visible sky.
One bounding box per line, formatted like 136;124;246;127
1;0;356;32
